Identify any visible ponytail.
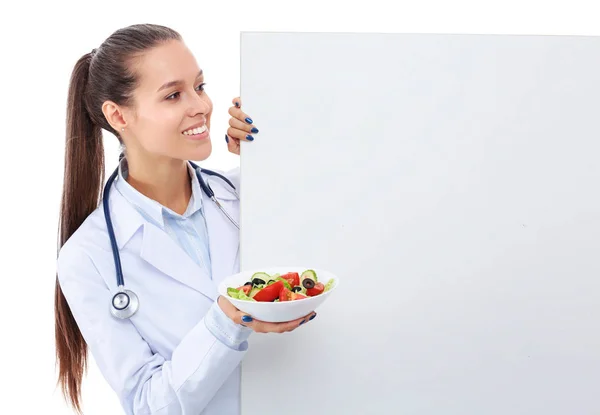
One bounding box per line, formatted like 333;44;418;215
55;51;105;414
54;24;183;413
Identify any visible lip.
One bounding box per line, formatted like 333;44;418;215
181;121;207;134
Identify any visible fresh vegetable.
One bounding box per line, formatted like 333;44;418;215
275;277;292;290
306;282;325;297
280;272;300;288
252;281;284;302
279;287;293;302
302;278;316;289
291;292;307;300
227;287;255;301
252;277;267;286
227;270;335;302
238;284;252;295
301;269;317;282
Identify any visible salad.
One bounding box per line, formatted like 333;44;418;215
227;269;335;302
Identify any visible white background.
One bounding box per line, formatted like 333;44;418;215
238;32;600;414
0;1;599;414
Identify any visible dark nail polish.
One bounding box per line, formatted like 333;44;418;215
246;135;254;141
309;313;316;321
242;315;253;323
300;319;306;325
251;127;259;133
235;102;240;107
245;117;253;124
225;134;229;143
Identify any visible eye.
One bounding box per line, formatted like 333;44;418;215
166;83;206;101
166;92;180;100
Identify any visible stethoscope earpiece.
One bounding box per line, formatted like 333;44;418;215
103;161;239;319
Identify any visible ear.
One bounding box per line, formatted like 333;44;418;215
102;100;130;132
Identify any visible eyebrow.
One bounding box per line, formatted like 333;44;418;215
156;70;203;93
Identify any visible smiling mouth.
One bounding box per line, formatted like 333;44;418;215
182;124;208;136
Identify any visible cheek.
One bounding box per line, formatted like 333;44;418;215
137;107;182;152
204;96;213;128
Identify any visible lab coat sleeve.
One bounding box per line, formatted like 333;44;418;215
57;244;251;415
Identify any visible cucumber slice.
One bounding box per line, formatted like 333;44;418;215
251;272;271;282
249;286;262;297
300;269;318;283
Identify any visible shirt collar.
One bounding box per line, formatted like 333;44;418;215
114;158;204;229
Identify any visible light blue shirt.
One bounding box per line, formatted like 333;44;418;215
115;158;252;350
115;158;213;278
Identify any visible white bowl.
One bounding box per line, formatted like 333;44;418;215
217;266;339;323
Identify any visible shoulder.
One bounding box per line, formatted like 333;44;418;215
56;203;110;286
223;166;240;190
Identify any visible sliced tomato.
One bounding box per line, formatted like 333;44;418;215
253;281;284;302
290;292;307;301
306;282;325;297
236;285;252;295
279;287;293;302
280;272;300;288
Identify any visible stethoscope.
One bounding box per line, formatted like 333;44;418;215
104;159;239;319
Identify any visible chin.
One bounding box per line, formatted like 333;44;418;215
189;140;212;161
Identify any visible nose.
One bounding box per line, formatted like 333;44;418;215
187;91;211;117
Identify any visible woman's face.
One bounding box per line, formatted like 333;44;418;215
122;39;213;162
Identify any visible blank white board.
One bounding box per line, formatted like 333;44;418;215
238;32;600;415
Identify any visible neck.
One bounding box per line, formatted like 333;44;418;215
124;156;191;215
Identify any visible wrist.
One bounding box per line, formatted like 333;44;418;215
217;295;240;323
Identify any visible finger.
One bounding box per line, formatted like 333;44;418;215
232;97;242;108
227;126;255;143
228;106;254;125
298;312;317;327
229;117;258;135
225;134;240;155
257;313;315;334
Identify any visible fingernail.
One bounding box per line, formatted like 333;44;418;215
245;117;253;124
242;315;253;323
225;134;229;143
309;313;316;321
251;127;259;133
299;319;306;325
246;134;254;141
235;102;240;107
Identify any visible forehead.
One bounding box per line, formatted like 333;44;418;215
133;40;202;91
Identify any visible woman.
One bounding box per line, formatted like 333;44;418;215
55;23;315;415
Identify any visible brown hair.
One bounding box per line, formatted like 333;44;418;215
55;23;181;414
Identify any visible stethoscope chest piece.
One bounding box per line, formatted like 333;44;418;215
110;286;139;319
103;160;238;319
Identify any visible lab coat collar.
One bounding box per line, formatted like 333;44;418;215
197;168;239;202
200;171;240;279
106;178;219;301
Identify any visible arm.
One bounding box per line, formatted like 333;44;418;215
57;245;251;415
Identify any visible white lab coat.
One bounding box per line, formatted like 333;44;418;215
57;167;247;415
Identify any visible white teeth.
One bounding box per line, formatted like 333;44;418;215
183;125;207;135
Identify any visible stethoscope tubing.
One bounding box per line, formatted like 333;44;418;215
102;160;239;318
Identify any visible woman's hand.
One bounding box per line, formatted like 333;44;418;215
218;295;316;333
226;97;258;155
